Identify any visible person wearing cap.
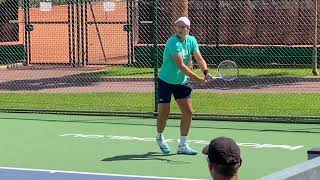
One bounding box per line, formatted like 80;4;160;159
156;16;214;155
202;137;242;180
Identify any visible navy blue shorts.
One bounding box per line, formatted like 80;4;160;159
157;78;192;103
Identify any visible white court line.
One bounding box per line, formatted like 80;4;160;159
0;167;204;180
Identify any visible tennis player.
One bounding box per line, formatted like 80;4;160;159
156;17;213;155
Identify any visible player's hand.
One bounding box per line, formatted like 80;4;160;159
205;73;215;81
196;76;207;83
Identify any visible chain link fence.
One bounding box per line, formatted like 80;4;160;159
0;0;320;122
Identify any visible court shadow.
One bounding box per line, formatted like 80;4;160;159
101;152;191;164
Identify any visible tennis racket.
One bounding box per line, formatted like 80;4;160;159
215;60;239;81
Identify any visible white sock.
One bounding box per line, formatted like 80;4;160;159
180;136;188;146
157;133;164;140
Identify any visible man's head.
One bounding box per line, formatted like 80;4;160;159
202;137;242;180
175;17;190;39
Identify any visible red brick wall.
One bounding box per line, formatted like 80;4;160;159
188;1;317;45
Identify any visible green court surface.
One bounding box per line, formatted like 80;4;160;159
0;112;319;179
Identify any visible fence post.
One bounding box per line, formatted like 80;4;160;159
84;0;88;65
68;0;72;65
312;0;319;76
23;0;30;65
213;0;221;47
151;0;158;113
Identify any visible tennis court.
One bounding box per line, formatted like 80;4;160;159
1;0;320;179
0;112;319;179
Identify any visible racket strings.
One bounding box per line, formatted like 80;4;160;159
217;60;239;81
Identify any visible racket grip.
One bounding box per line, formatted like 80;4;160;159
203;69;209;76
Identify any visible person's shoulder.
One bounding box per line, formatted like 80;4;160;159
188;35;197;42
167;35;179;43
166;35;181;47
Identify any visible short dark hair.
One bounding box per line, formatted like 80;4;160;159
214;163;241;178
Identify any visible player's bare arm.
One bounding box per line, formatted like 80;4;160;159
172;54;205;83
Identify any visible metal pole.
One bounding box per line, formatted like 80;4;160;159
23;0;29;65
151;0;158;112
71;0;76;66
80;0;85;66
85;0;88;65
88;0;107;63
68;0;72;65
312;0;319;76
214;0;221;47
126;0;131;64
76;0;81;66
26;0;31;65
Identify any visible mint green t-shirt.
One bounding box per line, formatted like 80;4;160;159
159;35;200;85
